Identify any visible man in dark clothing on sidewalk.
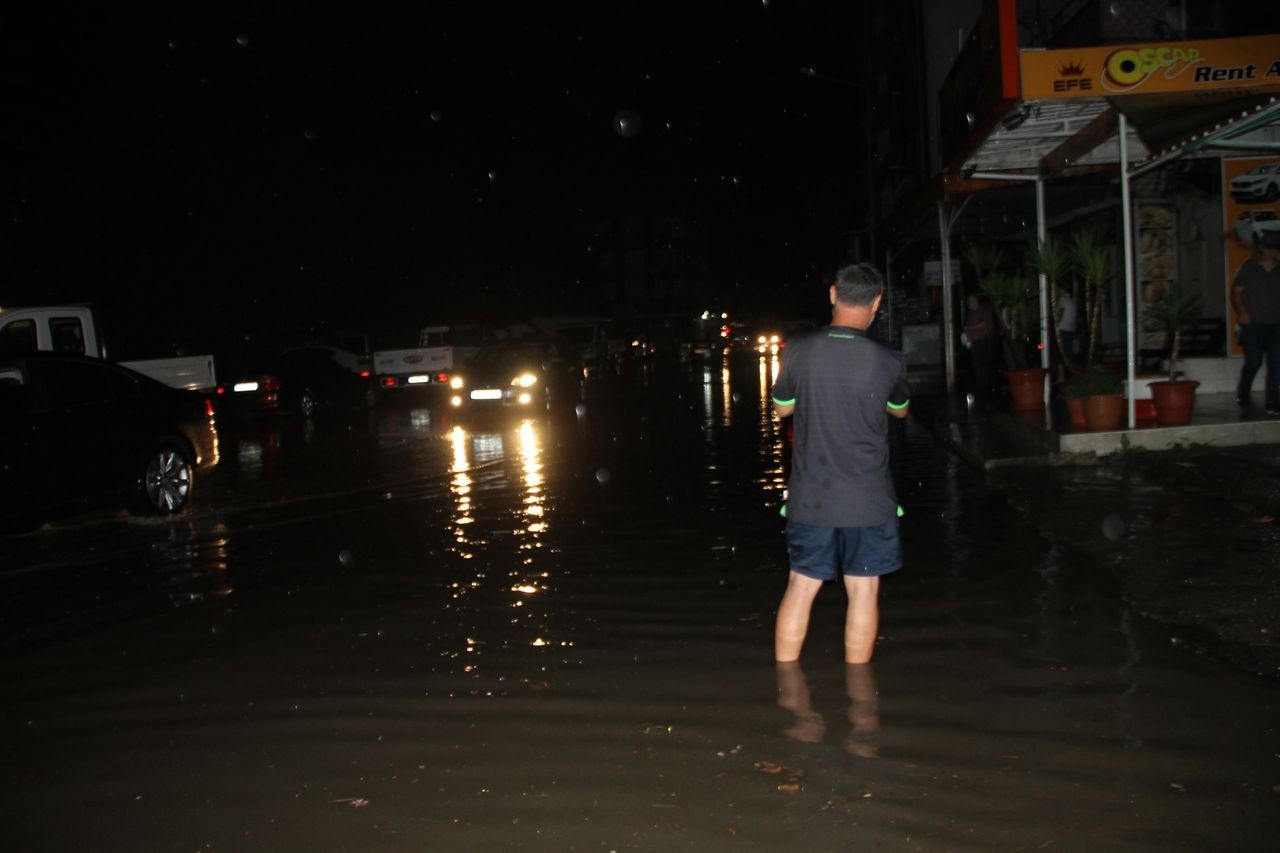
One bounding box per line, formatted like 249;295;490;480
771;263;910;664
1232;229;1280;413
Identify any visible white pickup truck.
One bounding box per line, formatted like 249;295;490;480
0;305;217;392
372;324;485;391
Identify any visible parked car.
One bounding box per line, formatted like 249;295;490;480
0;354;218;528
448;340;577;412
216;345;377;417
1230;164;1280;204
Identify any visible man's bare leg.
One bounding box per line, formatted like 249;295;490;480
776;661;826;742
844;663;880;758
842;575;880;664
775;571;823;662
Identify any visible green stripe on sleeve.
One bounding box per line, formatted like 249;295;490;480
886;399;909;410
772;396;796;406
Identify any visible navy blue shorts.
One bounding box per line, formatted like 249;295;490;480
786;519;902;580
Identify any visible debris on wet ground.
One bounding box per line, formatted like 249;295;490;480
328;797;369;808
754;761;806;793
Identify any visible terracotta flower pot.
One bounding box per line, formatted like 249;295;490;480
1006;367;1049;411
1150;379;1199;427
1083;393;1125;432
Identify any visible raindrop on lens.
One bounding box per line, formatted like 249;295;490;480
430;110;443;122
235;33;251;48
574;403;587;421
613;109;643;138
338;549;354;565
595;468;611;485
303;127;318;141
731;392;741;404
1101;514;1125;541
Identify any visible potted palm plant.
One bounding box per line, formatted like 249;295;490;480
963;244;1045;411
1069;231;1109;370
1063;365;1125;431
1143;287;1203;426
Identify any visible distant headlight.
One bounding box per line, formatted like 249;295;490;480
513;373;538;388
450;375;465;389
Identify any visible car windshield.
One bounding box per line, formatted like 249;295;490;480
473;345;545;369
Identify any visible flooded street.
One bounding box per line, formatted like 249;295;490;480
1;354;1277;851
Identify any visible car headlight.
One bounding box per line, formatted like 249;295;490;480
512;373;538;388
450;375;465;389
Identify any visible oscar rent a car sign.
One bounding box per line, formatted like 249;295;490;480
1020;34;1280;100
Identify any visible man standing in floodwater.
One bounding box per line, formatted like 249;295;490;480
771;263;910;664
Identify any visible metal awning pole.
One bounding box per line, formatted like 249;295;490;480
1119;112;1137;430
1035;176;1050;419
938;201;956;395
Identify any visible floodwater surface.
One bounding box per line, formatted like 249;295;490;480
1;353;1277;851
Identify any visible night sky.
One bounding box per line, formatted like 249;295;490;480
5;3;866;347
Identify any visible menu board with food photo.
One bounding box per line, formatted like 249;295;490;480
1135;200;1176;349
1222;155;1280;357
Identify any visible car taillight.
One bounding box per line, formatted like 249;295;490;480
216;386;226;395
381;376;398;387
359;369;371;378
436;372;449;383
261;375;282;392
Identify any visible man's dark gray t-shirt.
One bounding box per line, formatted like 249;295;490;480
771;326;910;528
1234;258;1280;324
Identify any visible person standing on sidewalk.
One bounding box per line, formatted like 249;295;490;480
1231;230;1280;414
771;263;910;665
963;292;996;396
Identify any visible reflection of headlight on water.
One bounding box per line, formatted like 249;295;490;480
450;395;463;407
512;373;538;388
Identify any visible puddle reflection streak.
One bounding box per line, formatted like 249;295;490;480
757;352;786;495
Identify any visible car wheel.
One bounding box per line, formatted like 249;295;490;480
299;388;318;417
141;445;192;514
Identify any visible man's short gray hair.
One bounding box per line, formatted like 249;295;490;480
834;262;884;307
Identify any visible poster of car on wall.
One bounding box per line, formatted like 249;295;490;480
1223;156;1280;357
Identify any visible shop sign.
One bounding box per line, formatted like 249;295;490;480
1020;34;1280;100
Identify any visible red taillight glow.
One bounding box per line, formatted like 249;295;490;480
204;398;216;417
359;369;371;378
381;376;398;387
261;375;282;392
436;372;448;383
216;386;226;395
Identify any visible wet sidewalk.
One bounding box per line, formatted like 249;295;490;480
918;391;1280;469
912;390;1280;679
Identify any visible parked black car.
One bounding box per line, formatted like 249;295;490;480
0;354;218;529
215;345;377;417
